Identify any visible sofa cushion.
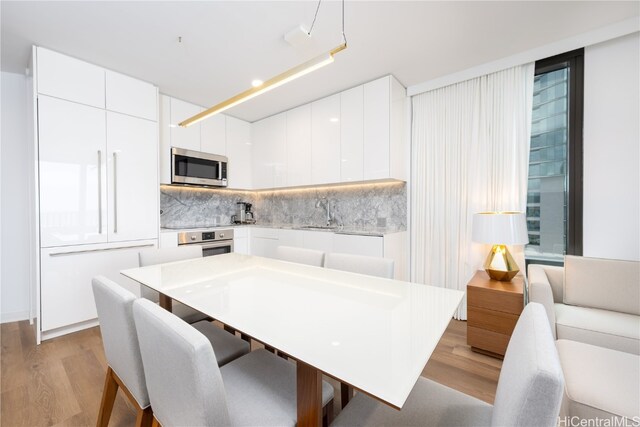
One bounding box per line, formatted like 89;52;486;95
555;303;640;355
564;256;640;315
556;339;640;422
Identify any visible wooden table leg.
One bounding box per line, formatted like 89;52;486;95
158;293;172;312
297;360;322;427
341;383;353;409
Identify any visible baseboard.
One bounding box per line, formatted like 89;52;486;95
41;318;99;341
0;310;31;324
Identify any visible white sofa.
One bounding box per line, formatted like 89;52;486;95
528;255;640;355
529;255;640;425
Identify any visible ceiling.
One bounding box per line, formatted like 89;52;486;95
2;1;638;122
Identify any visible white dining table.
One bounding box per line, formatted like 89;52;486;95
121;252;464;427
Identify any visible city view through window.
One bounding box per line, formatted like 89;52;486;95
526;68;569;261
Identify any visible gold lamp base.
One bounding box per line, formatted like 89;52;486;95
484;244;519;281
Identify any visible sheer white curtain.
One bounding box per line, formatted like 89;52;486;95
411;64;534;319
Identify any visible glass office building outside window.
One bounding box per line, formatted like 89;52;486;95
526;50;583;264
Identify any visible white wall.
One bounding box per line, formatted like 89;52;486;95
1;71;31;322
583;32;640;261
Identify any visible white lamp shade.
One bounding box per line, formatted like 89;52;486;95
472;212;529;245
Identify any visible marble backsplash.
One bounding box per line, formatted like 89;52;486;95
160;182;407;232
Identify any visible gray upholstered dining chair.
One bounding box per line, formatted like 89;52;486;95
275;245;325;267
324;252;394;279
331;303;565;427
138;246;207;324
132;298;336;427
92;277;250;427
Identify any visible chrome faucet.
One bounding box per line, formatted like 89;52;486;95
315;197;333;226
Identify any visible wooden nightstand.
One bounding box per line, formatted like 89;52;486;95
467;270;524;359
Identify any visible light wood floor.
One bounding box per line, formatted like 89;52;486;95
1;319;501;426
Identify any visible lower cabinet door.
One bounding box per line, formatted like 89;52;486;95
332;234;383;257
234;237;249;255
40;240;157;333
250;237;279;258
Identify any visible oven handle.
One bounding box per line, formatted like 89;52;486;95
181;240;234;252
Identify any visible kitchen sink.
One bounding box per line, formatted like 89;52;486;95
297;225;338;231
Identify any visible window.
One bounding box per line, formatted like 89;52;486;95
525;49;583;264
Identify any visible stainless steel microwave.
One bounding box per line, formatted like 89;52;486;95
171;147;228;187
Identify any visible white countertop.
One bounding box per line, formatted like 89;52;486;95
121;253;463;409
160;223;405;237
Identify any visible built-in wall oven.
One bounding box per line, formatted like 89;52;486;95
177;229;234;257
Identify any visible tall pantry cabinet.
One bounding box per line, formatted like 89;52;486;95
32;47;159;342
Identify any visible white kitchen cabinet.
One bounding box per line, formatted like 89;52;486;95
363;76;407;181
34;48;160;341
333;232;407;280
302;230;334;253
363;78;390;180
38;95;108;247
234;237;250;254
249;227;280;258
252;113;287;189
159;95;252;188
286;105;312;186
36;47;105;109
311;94;341;185
279;229;305;248
106;71;157;121
201;114;226;155
159;95;172;184
340;86;364;182
233;227;250;254
226;116;252;189
159;231;178;248
40;240;156;334
106;112;158;242
332;234;383;258
170;98;202;151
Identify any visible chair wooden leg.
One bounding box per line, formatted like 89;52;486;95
136;406;154;427
96;367;119;427
277;350;288;360
341;383;353;409
322;398;334;427
151;416;161;427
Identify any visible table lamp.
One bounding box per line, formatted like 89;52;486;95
472;212;529;281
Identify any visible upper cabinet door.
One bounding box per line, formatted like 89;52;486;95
286;104;312;186
226;116;252;189
159;95;172;184
105;71;157;121
363;77;391;180
311;94;341;185
38;95;107;247
106;112;158;242
201;114;226;155
252;113;286;189
170;98;202;151
37;47;105;108
340;85;364;182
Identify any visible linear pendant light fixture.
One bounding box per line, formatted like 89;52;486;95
179;43;346;127
179;0;347;128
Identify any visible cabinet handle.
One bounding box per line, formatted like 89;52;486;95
113;152;118;233
48;243;155;257
98;150;103;234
